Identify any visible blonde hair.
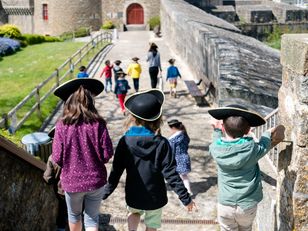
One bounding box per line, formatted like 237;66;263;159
124;113;163;134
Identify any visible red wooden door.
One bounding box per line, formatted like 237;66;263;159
127;3;144;24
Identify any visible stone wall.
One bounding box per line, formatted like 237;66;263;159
38;0;102;35
277;34;308;231
0;1;8;25
101;0;160;30
161;0;281;115
0;136;58;231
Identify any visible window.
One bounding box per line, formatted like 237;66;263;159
43;4;48;21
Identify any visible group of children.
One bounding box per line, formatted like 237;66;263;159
46;62;285;231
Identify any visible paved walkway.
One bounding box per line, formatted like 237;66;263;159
48;31;218;230
90;31;218;231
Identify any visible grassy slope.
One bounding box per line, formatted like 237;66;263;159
0;42;87;143
0;42;87;112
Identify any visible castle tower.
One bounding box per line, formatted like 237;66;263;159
34;0;102;35
0;0;102;35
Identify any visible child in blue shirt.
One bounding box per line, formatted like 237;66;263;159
76;66;89;78
166;59;181;98
114;71;130;115
208;104;285;231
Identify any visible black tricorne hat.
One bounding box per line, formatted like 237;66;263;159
54;78;104;101
208;104;265;127
114;60;122;65
124;89;165;121
116;70;127;76
167;119;182;127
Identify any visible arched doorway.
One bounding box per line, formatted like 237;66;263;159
127;3;144;24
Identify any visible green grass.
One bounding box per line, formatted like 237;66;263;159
0;41;108;143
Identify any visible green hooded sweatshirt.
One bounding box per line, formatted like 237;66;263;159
209;129;271;210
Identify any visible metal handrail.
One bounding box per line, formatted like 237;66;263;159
253;108;279;174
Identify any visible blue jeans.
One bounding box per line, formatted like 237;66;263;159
65;186;104;228
105;78;112;92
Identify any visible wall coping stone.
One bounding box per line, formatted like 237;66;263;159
0;135;46;171
281;34;308;76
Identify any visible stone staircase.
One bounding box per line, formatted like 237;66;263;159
125;24;147;31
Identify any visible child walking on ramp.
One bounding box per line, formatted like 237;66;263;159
100;60;113;92
166;59;181;98
208;104;285;231
127;57;142;92
168;119;192;195
114;70;131;115
52;78;114;231
102;89;196;231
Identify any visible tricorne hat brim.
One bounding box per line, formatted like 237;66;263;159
208;107;265;127
54;78;104;101
124;89;165;121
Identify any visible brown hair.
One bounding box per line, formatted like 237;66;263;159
169;121;189;139
223;116;250;138
124;114;163;134
61;85;105;125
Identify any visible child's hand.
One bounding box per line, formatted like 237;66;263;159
269;125;285;147
186;201;197;212
210;118;223;130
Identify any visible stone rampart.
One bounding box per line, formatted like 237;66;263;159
0;136;58;231
161;0;281;114
277;34;308;231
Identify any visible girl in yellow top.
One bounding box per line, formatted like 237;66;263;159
127;57;142;92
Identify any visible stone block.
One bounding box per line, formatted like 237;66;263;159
236;5;274;23
0;145;58;230
210;6;236;23
281;34;308;76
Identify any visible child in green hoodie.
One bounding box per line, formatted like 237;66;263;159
208;104;285;231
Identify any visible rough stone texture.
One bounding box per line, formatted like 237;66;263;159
277;34;308;231
266;2;308;23
161;0;281;115
184;0;223;8
281;34;308;76
0;139;58;231
101;0;160;31
236;5;274;23
0;1;7;25
38;0;102;35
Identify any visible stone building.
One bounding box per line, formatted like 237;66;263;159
101;0;160;31
0;0;160;35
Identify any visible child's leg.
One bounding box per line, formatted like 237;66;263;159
83;187;104;231
144;208;162;231
133;78;139;92
118;94;126;112
128;213;141;231
108;78;112;92
217;203;238;231
65;191;85;231
56;196;68;230
180;174;192;194
235;205;257;231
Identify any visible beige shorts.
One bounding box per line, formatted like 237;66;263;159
217;203;257;231
127;206;163;229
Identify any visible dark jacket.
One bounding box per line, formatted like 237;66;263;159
102;126;191;210
43;155;64;198
114;78;130;95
